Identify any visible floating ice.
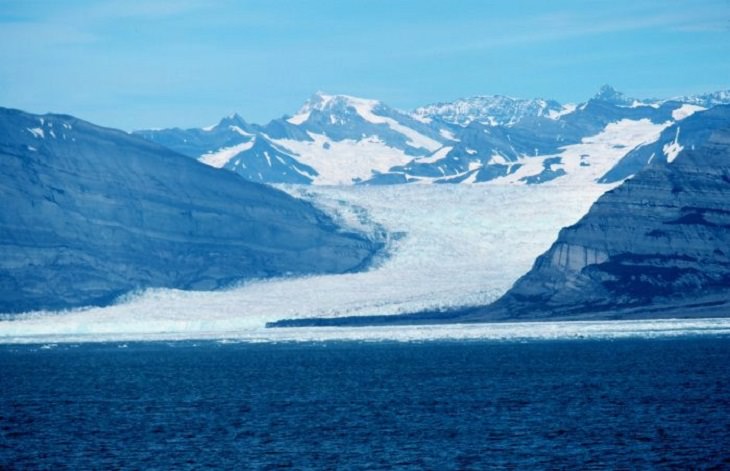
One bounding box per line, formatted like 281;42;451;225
1;317;729;345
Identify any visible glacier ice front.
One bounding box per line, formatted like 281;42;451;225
3;183;614;342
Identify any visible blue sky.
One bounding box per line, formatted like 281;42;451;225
1;0;729;130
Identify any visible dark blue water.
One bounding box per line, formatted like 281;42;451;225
1;338;729;469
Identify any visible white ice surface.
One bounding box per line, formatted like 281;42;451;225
286;111;311;125
0;183;623;343
439;129;457;141
547;103;577;120
663;127;683;163
27;127;44;139
494;119;670;185
672;104;705;121
287;93;441;152
274;133;415;184
198;140;255;168
349;97;442;152
229;125;253;137
417;146;452;164
2;317;729;345
0;119;699;344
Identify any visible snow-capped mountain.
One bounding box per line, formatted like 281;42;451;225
136;86;730;187
467;105;730;321
412;95;565;126
669;89;730;108
589;84;639;107
137;92;454;185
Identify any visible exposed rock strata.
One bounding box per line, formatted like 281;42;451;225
0;108;379;313
470;105;730;320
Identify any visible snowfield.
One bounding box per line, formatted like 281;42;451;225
4;182;727;344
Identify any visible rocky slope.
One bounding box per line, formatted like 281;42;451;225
464;105;730;320
268;105;730;328
0;107;379;313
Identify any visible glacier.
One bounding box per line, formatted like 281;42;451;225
5;181;727;344
3;105;726;343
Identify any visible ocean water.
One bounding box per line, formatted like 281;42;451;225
1;338;729;469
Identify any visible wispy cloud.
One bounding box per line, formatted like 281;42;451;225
407;4;729;58
79;0;211;21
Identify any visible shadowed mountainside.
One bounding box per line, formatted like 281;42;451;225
0;107;380;313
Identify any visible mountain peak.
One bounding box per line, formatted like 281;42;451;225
308;92;379;110
592;85;633;105
413;94;563;126
287;92;382;125
217;112;247;127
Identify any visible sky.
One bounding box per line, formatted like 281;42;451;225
1;0;729;130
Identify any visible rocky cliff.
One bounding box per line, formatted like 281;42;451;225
268;105;730;328
0;107;379;313
467;105;730;320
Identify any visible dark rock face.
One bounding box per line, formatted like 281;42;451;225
0;107;379;313
470;106;730;320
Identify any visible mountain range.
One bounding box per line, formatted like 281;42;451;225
270;104;730;327
136;85;727;187
471;105;730;321
3;85;730;320
0;107;379;313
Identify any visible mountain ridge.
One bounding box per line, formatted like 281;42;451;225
0;106;380;314
136;86;729;187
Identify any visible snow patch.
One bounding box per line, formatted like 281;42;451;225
672;104;705;121
490;153;509;165
439;129;458;141
199;140;255;168
287;111;311;125
417;146;452;164
547;103;577;120
273;133;414;184
492;119;670;185
663;127;683;163
349;98;442;152
410;114;432;124
461;171;479;184
229;125;252;136
27;127;44;139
